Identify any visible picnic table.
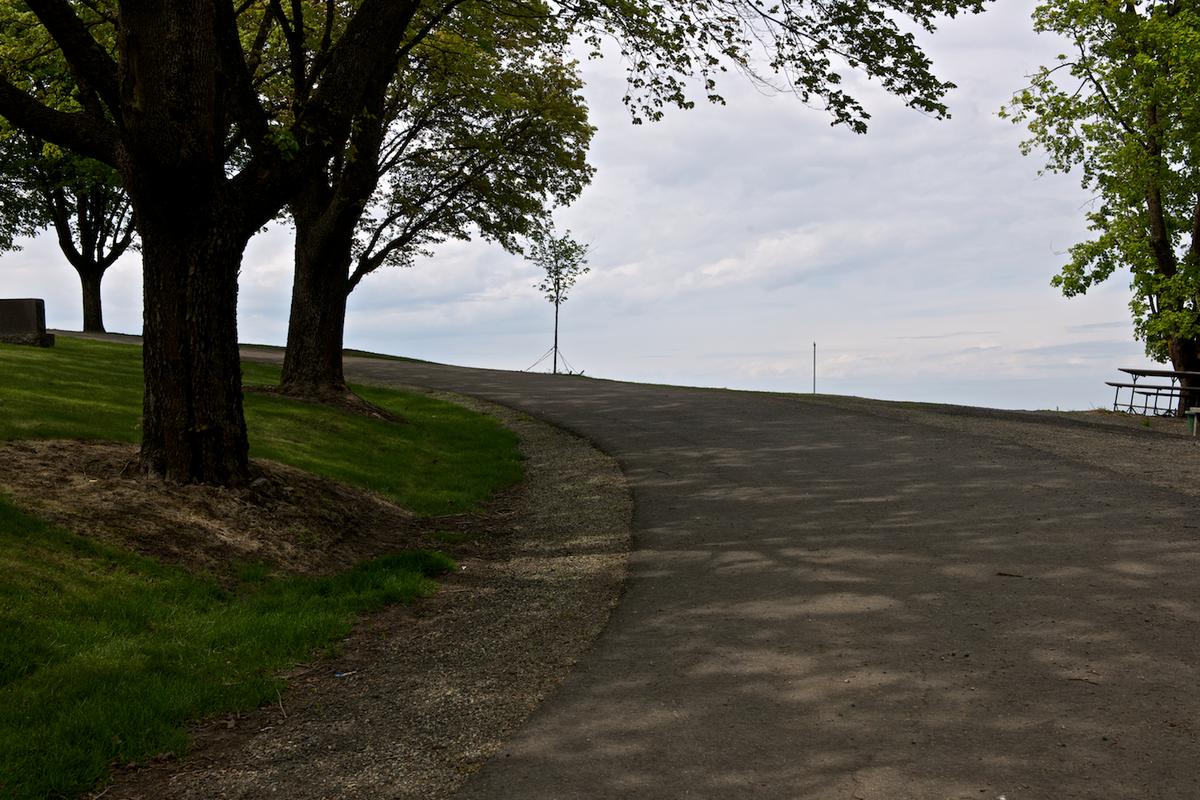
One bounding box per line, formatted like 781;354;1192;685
1106;367;1200;415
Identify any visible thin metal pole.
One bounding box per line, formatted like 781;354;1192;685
812;342;816;394
553;301;559;375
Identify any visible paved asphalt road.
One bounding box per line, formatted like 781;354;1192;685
327;355;1197;798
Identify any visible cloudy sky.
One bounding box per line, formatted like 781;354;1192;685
3;1;1156;411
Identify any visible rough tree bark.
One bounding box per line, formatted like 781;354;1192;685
279;75;391;398
79;268;104;332
280;179;355;397
118;0;250;484
137;215;249;483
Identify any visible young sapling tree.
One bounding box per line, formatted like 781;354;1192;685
532;229;589;375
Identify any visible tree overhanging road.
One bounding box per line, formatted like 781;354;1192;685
278;352;1199;798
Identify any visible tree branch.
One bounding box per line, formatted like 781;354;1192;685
268;0;309;103
24;0;120;112
1083;70;1147;149
0;78;119;165
215;1;272;149
100;207;136;270
301;0;430;151
46;183;86;270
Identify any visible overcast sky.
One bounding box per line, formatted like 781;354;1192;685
3;1;1157;411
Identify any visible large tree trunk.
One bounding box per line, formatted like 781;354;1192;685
137;223;248;484
280;62;392;399
79;268;105;333
280;185;354;398
1168;336;1200;415
116;1;252;485
137;217;249;484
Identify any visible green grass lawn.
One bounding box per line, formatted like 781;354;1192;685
0;337;523;799
0;337;523;515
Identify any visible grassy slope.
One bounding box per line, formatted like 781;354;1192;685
0;338;521;799
1;338;522;515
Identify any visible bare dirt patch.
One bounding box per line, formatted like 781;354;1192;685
0;439;498;580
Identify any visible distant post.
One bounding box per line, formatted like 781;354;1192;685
812;341;816;394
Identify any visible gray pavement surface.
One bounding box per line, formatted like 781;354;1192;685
322;356;1200;800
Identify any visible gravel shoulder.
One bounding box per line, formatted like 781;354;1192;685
95;389;632;799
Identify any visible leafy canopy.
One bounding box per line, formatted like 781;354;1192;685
532;228;590;306
0;0;988;179
0;2;132;264
346;1;595;289
1001;0;1200;361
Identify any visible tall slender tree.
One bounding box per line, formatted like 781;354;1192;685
0;0;986;486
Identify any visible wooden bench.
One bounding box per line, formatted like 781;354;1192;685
0;299;54;347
